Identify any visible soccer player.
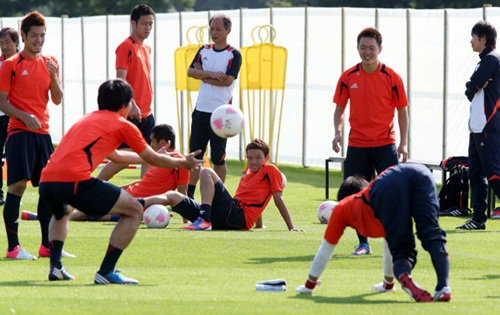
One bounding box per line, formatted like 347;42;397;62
186;13;242;199
0;12;64;260
0;27;20;205
69;123;190;222
98;4;155;181
39;79;201;284
457;20;500;229
332;27;409;255
296;163;451;303
148;139;301;232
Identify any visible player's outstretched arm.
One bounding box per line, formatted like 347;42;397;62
140;147;203;171
273;191;302;231
296;239;336;293
107;150;144;165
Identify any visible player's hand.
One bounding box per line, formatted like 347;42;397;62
290;227;304;232
210;71;227;81
182;150;203;170
332;135;342;153
194;62;202;70
22;113;42;130
128;99;142;122
397;143;408;162
46;59;58;78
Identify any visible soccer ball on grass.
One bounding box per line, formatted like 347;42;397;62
143;204;170;229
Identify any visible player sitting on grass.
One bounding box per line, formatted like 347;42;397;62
39;79;201;284
148;138;302;231
296;163;451;302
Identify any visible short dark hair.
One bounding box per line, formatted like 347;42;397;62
0;27;20;46
97;79;134;112
472;20;497;49
337;176;369;201
357;27;382;47
210;14;232;30
246;138;270;158
151;124;176;149
131;4;155;23
21;11;46;37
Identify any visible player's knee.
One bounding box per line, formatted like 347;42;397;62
165;191;184;206
200;167;216;180
8;181;27;196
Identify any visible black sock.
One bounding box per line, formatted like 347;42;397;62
428;241;450;291
50;240;64;269
98;244;123;275
110;215;121;222
199;204;212;222
136;198;145;207
187;185;196;199
393;258;414;281
37;198;51;248
356;231;368;245
4;192;21;251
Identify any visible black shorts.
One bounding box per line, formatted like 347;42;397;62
6;131;54;186
119;114;155;149
189;110;227;166
39;178;122;220
172;180;246;229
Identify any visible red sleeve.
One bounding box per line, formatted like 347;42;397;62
324;204;348;245
393;73;409;109
0;59;12;93
119;120;149;154
267;164;284;193
333;72;349;108
116;41;131;71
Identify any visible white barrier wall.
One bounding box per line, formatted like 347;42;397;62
0;7;495;167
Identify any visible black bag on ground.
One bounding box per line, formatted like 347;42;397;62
438;156;471;217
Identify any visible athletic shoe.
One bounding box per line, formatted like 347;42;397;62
372;281;396;293
398;274;433;303
94;270;140;285
352;243;371;256
0;195;4;206
21;211;38;221
491;208;500;219
6;245;37;260
183;217;212;231
440;207;470;217
38;245;76;258
434;286;452;302
456;219;486;230
296;285;314;294
49;266;75;281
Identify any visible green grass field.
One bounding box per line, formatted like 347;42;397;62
0;160;499;314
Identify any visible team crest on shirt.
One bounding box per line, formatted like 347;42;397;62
351;83;358;89
22;70;29;75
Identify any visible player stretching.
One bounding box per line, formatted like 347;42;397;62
296;164;451;302
39;79;201;284
98;4;156;180
149;139;301;232
0;12;65;260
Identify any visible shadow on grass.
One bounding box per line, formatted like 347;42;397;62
0;280;157;288
466;274;500;281
290;292;410;304
246;254;381;264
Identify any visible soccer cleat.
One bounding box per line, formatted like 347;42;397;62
183;217;212;231
398;274;434;302
21;211;38;221
434;286;452;302
372;280;396;293
94;270;140;285
456;219;486;230
49;266;75;281
352;243;372;256
6;245;37;260
296;285;314;294
440;207;470;217
491;208;500;219
38;245;76;258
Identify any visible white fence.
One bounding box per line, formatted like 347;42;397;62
1;7;497;167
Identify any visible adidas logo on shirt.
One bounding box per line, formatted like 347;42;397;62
22;70;29;75
351;83;359;89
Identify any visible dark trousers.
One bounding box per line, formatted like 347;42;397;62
370;163;447;267
468;132;500;222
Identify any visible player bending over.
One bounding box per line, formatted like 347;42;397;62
296;163;451;302
39;79;201;284
148;138;301;231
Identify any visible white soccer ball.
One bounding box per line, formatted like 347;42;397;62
210;104;245;138
143;204;170;229
317;201;338;224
